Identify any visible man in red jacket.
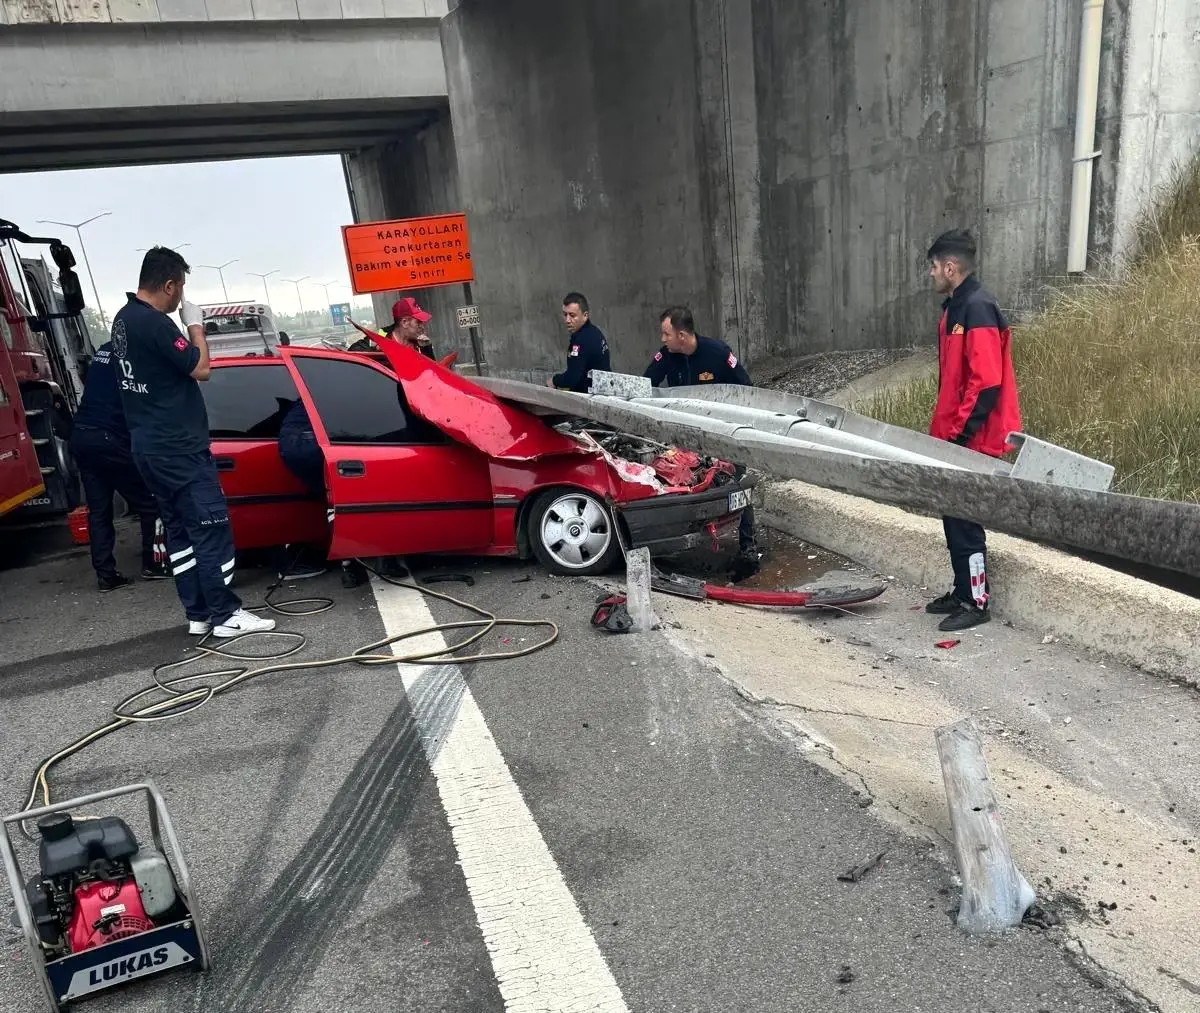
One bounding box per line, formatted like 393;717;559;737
924;229;1021;632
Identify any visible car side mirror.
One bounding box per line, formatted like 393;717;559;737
28;316;49;334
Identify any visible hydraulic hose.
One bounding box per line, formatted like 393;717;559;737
20;563;558;837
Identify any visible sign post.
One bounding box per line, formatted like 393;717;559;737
341;213;484;375
456;289;484;375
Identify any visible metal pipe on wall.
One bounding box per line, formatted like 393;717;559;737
1067;0;1106;273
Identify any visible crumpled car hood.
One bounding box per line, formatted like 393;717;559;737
374;336;585;460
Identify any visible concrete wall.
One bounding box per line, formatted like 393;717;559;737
441;0;743;379
755;0;1086;350
1110;0;1200;254
0;0;445;23
437;0;1200;379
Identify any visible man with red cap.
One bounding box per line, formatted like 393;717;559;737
349;296;437;357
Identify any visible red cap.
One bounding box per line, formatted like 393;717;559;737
391;297;432;324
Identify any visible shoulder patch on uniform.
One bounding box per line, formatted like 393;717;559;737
569;344;580;357
727;352;738;368
653;351;663;362
699;371;715;382
174;337;189;351
951;324;965;335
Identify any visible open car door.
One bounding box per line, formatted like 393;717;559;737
280;347;495;561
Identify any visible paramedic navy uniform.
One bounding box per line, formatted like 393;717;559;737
552;320;611;393
68;341;160;579
644;335;756;550
112;293;243;625
931;274;1021;610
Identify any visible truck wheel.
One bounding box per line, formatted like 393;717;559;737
528;489;619;576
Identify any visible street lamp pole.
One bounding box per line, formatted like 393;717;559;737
197;260;238;302
283;277;310;322
38;212;112;329
248;270;280;305
318;281;345;331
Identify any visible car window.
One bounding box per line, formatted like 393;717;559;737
204;364;300;439
292;356;444;445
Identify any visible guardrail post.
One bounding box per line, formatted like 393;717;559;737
625;546;655;633
935;718;1036;932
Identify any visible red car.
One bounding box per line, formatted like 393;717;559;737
202;340;754;575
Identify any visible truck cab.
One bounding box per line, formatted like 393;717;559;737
0;218;89;522
200;303;281;359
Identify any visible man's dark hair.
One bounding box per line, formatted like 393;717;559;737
660;305;696;334
563;292;590;314
927;229;977;272
138;246;190;292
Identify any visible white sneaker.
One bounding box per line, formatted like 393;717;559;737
188;620;212;636
212;609;276;639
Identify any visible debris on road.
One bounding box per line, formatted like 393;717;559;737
936;639;961;650
836;964;856;985
837;851;887;883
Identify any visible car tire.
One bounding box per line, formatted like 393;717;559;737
527;488;620;577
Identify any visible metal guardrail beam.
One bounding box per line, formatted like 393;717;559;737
476;376;1200;578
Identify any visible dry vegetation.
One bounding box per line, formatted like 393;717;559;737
860;158;1200;502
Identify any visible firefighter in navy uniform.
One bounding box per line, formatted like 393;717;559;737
68;341;170;591
113;246;276;639
550;292;610;393
644;305;759;573
923;229;1022;632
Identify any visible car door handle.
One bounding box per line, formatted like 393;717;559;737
214;457;235;472
337;460;366;478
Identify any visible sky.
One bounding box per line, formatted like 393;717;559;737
0;155;363;321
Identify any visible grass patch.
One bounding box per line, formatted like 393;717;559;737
859;161;1200;503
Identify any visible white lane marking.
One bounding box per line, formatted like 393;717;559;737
370;577;629;1013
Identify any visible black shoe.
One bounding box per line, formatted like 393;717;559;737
925;592;961;615
341;560;368;589
98;573;132;593
729;545;762;583
938;605;991;632
141;563;173;581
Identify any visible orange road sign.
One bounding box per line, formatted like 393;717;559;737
342;213;474;294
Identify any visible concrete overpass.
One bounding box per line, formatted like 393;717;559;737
0;16;448;172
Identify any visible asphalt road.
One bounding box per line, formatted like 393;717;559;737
0;523;1136;1012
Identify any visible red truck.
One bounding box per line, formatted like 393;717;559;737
0;218;94;524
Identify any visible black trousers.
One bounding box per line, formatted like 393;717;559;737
69;426;158;579
943;515;990;609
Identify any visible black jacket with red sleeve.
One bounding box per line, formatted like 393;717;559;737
930;274;1021;459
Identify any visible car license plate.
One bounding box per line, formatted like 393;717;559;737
727;488;751;512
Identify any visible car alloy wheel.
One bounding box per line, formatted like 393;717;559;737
531;490;617;575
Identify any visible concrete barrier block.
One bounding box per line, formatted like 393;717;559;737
204;0;254;18
760;479;1200;683
339;0;382;16
107;0;158;19
3;0;59;21
154;0;205;18
296;0;337;15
